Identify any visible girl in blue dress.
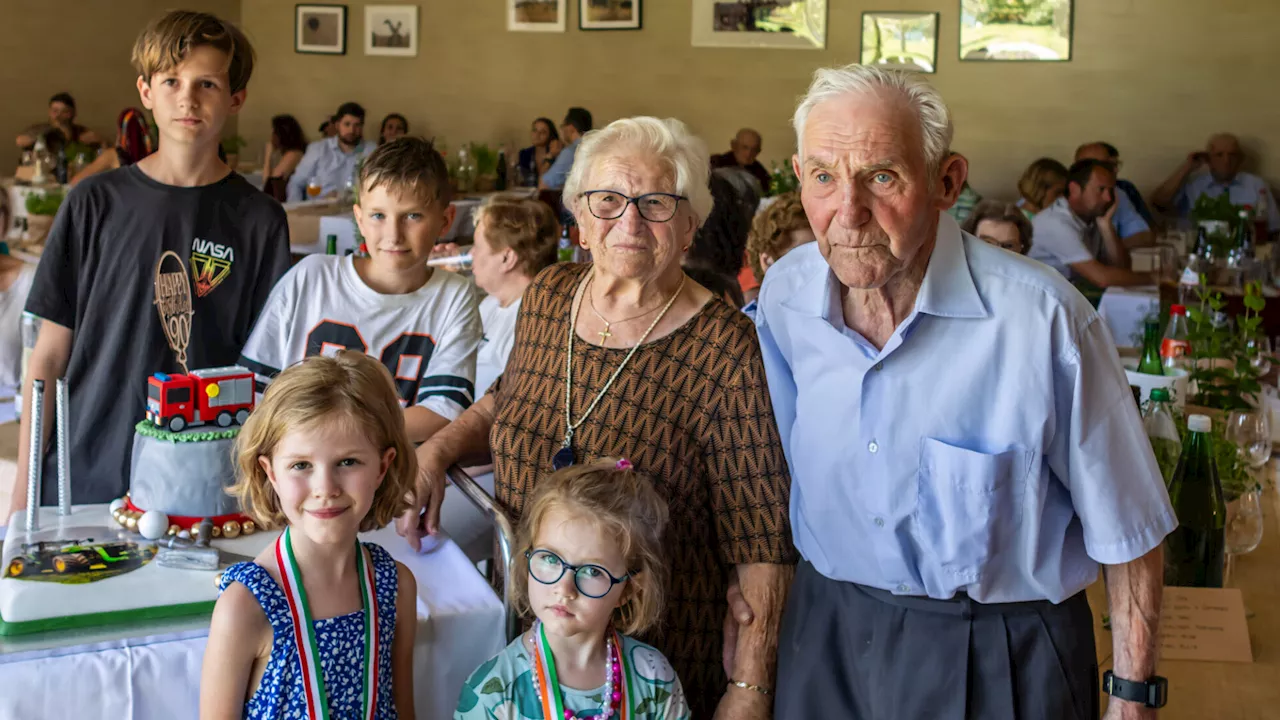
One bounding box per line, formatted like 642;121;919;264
201;351;420;719
455;458;690;720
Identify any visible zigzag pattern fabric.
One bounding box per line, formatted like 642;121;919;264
490;263;797;717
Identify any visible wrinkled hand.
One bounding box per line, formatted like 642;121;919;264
722;571;756;678
395;445;449;550
1102;700;1156;720
712;686;771;720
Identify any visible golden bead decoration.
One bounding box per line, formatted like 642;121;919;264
125;516;139;531
221;520;241;539
167;524;181;536
190;522;203;536
211;524;222;539
242;520;256;535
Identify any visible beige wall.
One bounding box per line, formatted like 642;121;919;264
1;0;240;167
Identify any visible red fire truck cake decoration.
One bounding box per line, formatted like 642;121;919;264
146;366;254;433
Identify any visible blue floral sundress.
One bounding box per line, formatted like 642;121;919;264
218;541;399;719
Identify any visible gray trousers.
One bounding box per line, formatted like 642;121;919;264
776;561;1098;720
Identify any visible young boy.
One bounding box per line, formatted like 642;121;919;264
15;11;291;511
239;137;481;444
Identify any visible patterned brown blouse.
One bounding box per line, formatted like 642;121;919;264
490;263;796;716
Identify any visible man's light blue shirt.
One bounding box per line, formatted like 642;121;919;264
1112;187;1148;240
1175;171;1280;232
755;213;1176;604
541;138;580;190
286;136;376;202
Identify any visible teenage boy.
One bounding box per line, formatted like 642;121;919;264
240;137;480;444
15;11;291;510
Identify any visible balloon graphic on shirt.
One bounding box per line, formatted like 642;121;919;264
153;250;194;374
630;645;676;683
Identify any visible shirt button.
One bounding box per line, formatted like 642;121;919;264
874;362;883;371
874;517;885;528
868;441;879;453
897;584;910;593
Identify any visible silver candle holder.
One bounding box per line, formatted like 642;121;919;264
56;378;70;516
25;379;45;533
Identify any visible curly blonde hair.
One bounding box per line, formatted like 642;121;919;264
512;459;670;636
229;351;416;532
746;192;811;282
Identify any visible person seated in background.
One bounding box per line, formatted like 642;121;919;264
287;101;375;201
378;112;408;145
742;191;815;313
1030;159;1154;288
945;180;983;225
261;114;307;202
1152;132;1280;237
470;196;559;396
539;107;592;190
962;199;1033;255
710;127;771;193
69;108;155;187
1078;141;1153;225
517;117;561;187
1017;157;1068;217
1075;141;1153;248
684;171;755;307
15;92;102;150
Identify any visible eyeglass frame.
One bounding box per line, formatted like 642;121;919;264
580;190;688;223
524;548;631;599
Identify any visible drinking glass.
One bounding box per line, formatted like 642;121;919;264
1226;488;1265;556
1226;409;1272;468
306;178;323;199
1248;335;1274;376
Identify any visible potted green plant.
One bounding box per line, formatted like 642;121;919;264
469;143;499;192
221;135;247;171
23;189;65;247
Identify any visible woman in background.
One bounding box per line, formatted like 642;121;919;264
517;117;561;186
262;114;307;203
379;113;409;145
69;108;154;186
962;199;1034;255
1017;157;1068;218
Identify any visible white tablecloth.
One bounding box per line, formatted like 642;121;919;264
0;526;504;720
1098;286;1161;348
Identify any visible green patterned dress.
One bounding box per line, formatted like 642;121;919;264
454;634;691;720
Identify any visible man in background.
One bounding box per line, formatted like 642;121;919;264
1152;132;1280;238
711;128;770;192
539;106;592;191
1075;142;1153;248
287;101;374;202
15;92;102;150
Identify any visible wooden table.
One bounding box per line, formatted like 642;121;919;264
1090;472;1280;718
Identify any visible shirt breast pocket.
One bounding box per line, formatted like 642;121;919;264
915;437;1030;594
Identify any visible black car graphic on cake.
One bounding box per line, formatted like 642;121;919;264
5;538;157;582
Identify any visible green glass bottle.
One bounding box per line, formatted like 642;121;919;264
1137;320;1164;375
1163;414;1226;588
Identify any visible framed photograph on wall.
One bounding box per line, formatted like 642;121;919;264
861;12;938;73
580;0;641;31
509;0;567;32
364;4;418;56
691;0;826;50
295;4;347;55
960;0;1073;61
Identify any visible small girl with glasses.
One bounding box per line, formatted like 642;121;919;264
454;458;690;720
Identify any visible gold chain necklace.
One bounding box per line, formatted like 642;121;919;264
553;271;686;470
587;287;665;343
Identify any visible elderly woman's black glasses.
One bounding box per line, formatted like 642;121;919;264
581;191;687;223
525;549;629;598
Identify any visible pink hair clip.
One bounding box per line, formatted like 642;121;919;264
615;459;633;471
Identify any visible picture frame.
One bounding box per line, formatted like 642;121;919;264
295;4;347;55
364;4;418;57
691;0;827;50
960;0;1073;62
509;0;567;32
861;12;939;74
580;0;641;31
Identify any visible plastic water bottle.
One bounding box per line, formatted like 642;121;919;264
1142;387;1181;487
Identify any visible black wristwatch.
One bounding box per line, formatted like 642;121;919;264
1102;670;1168;708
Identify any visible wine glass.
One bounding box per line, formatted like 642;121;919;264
1246;335;1273;376
1227;488;1265;556
1226;409;1273;469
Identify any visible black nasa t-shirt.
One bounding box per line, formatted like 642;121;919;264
25;164;291;505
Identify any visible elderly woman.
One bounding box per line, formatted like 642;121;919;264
400;116;795;718
962;199;1034;255
1017;157;1069;217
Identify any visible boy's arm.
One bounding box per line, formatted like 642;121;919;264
411;284;482;443
11;321;71;513
392;562;418;720
403;406;452;445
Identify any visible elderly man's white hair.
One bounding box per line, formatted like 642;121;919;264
563;116;715;228
792;63;954;172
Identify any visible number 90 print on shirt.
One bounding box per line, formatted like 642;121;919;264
239;255;481;421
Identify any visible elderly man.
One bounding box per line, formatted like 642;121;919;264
1076;142;1153;248
286;101;374;202
711;128;771;192
1153;132;1280;237
754;64;1174;719
1030;159;1155;288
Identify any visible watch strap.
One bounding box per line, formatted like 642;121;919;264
1103;670;1168;709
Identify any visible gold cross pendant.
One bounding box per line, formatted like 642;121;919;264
597;324;612;342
